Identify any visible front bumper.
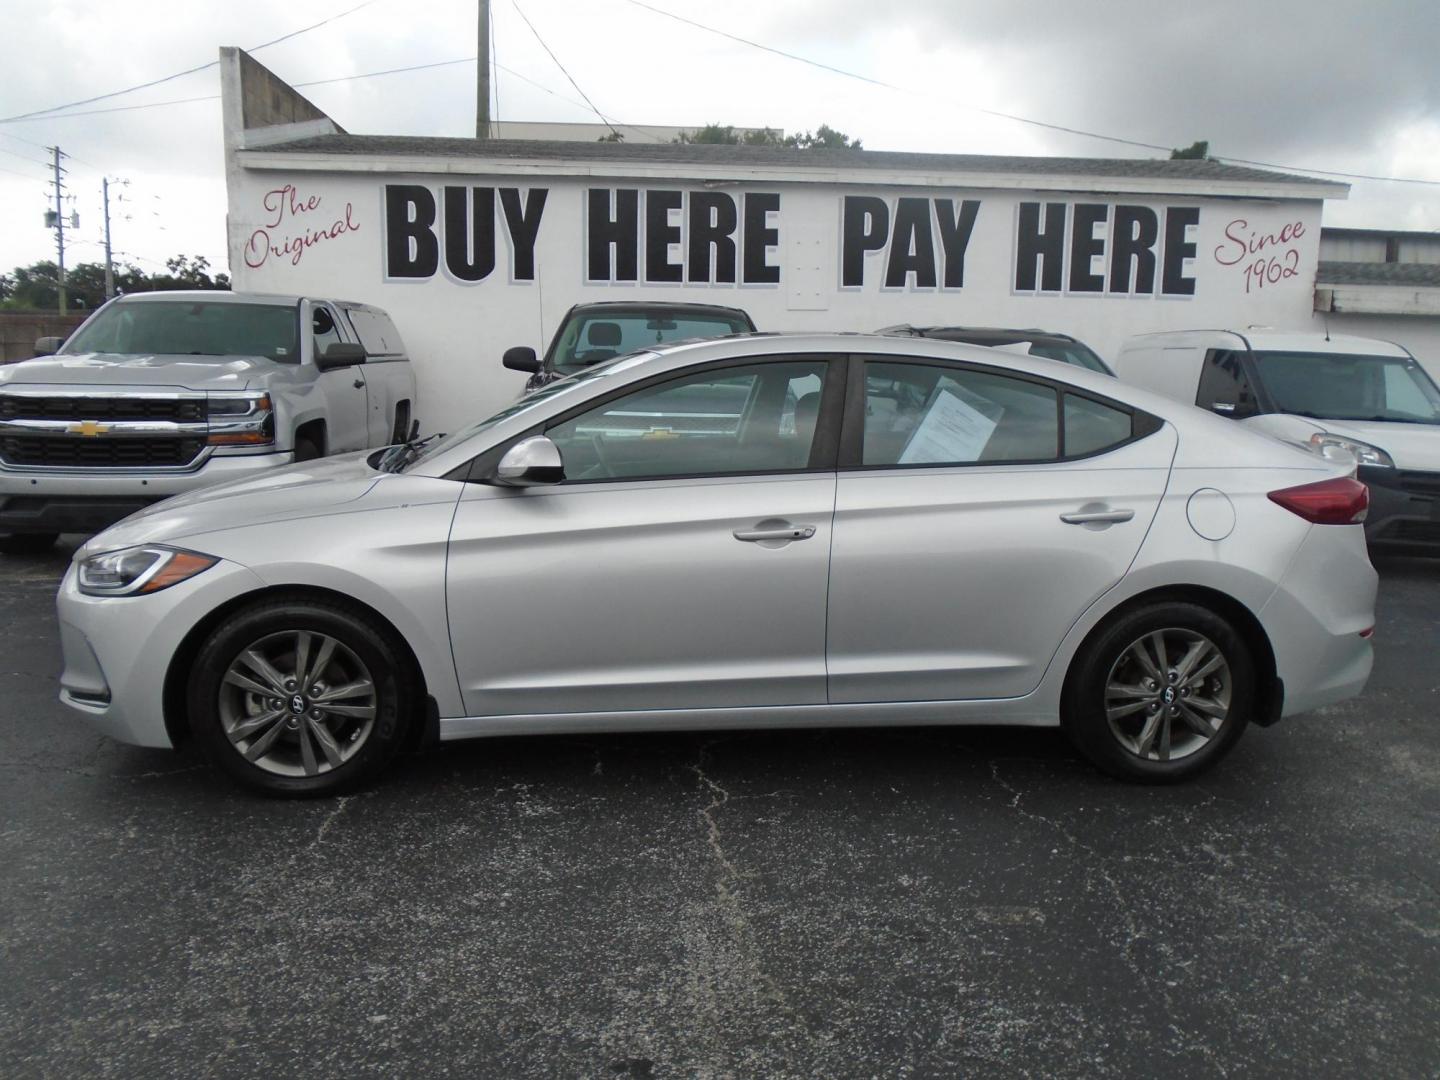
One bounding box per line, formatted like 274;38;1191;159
56;556;269;748
1362;466;1440;552
0;451;294;535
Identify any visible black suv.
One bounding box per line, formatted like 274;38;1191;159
504;301;757;394
877;325;1114;376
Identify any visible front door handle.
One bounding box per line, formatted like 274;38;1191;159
734;524;816;542
1060;508;1135;525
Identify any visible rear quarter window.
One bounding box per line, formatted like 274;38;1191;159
1064;394;1134;456
343;308;406;357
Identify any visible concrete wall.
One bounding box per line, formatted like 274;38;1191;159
0;313;87;363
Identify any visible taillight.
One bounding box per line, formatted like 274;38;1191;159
1267;477;1369;524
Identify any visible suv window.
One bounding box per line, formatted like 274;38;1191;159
547;359;829;481
549;309;753;376
862;361;1059;466
1196;349;1259;417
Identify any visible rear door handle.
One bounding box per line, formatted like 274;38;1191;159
1060;508;1135;525
734;525;816;542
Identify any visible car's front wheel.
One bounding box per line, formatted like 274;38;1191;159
1063;601;1256;782
186;597;415;797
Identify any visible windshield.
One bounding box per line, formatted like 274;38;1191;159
64;300;300;362
1028;341;1114;375
401;352;658;471
1253;351;1440;424
548;309;751;375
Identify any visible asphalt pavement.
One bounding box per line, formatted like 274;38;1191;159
1;540;1436;1078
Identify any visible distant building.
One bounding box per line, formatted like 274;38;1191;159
1315;227;1440;366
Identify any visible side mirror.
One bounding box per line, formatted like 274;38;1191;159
494;435;565;487
317;342;367;370
503;346;540;374
34;336;65;357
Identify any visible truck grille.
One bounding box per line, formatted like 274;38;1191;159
1;435;205;469
0;395;204;422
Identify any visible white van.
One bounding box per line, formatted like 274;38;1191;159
1114;330;1440;553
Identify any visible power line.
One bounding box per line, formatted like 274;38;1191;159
511;0;619;137
0;0;383;124
622;0;1440;186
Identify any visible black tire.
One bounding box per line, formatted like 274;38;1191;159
186;597;417;797
293;435;322;462
1062;601;1256;783
0;532;58;555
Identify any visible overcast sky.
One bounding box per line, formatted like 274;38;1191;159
1;0;1435;281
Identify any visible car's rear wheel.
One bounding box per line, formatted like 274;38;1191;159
0;532;58;555
1063;602;1255;782
186;598;414;797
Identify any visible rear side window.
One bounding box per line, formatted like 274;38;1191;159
862;361;1059;466
344;308;406;357
1196;349;1259;417
1065;394;1133;456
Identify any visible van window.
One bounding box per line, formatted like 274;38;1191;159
1195;350;1259;417
1251;352;1440;424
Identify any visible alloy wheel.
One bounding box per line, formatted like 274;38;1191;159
218;630;377;777
1103;628;1232;762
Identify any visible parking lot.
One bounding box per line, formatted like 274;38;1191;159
0;542;1435;1078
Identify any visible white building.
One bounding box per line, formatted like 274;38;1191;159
1314;227;1440;370
221;48;1363;435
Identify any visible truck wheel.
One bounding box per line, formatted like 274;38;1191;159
0;532;58;555
186;596;416;797
294;436;321;462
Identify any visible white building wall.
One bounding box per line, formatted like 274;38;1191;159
227;167;1328;435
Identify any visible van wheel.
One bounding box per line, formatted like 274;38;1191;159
1062;602;1254;783
186;597;415;797
0;532;58;555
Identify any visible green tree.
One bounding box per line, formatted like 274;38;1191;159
0;255;231;311
1171;140;1210;160
672;123;859;148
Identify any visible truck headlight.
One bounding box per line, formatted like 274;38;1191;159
77;545;218;597
1308;433;1395;469
206;392;275;446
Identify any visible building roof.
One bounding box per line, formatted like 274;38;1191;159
1317;261;1440;288
253;134;1339;190
1320;226;1440;241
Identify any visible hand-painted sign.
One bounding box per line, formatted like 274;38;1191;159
244;184;359;269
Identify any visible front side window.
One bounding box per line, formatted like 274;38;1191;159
548;359;830;481
1028;341;1114;375
862;361;1059;466
548;309;752;376
1252;351;1440;424
63;301;299;363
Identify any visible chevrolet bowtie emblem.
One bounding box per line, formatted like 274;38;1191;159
69;421;110;437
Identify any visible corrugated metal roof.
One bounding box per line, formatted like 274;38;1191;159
254;134;1337;187
1317;261;1440;287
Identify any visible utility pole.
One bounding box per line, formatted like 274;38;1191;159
102;177;115;300
476;0;490;139
50;146;67;313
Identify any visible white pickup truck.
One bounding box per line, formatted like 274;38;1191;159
0;291;417;553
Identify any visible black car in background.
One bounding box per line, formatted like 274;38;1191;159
877;325;1115;376
504;301;757;394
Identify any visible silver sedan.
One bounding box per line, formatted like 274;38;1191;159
56;335;1378;796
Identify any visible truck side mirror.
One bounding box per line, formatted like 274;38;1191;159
503;346;540;374
317;342;367;371
34;336;65;357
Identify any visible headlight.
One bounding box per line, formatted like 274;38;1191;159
1308;433;1395;469
77;545;218;597
206;392;275;446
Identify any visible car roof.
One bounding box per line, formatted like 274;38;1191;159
1121;329;1411;357
879;325;1083;347
113;290;374;309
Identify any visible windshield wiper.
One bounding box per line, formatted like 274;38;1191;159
378;432;446;473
